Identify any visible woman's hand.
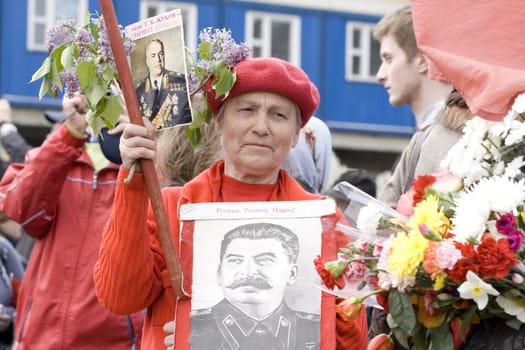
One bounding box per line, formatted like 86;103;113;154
62;93;88;137
119;117;156;170
163;320;175;350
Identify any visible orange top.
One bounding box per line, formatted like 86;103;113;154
411;0;525;120
94;161;368;349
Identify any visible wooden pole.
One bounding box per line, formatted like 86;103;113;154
99;0;186;299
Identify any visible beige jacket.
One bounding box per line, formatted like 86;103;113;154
378;106;473;208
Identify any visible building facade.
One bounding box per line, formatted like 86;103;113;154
0;0;411;173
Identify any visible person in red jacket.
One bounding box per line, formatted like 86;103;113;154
0;94;144;349
93;57;368;350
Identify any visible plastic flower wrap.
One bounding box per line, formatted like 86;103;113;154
31;14;251;144
318;93;525;350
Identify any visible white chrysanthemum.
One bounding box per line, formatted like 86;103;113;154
451;208;488;242
441;117;498;184
356;204;382;237
377;271;392;290
444;113;525;186
504;157;525;179
451;188;490;242
505;127;525;146
451;176;525;242
512;92;525;114
492;161;506;176
483;176;525;212
389;274;416;292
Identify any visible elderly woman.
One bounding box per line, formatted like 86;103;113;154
93;57;368;349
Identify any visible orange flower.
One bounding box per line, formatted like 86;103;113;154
335;297;363;322
422;241;443;279
367;333;394;350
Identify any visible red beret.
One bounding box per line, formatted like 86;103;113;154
207;57;320;127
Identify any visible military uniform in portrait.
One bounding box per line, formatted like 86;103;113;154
136;69;192;129
190;299;320;350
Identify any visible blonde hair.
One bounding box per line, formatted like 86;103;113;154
373;5;419;60
155;123;222;186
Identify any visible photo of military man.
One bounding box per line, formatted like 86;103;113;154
190;222;320;350
135;38;192;129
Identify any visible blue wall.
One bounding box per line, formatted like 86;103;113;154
1;0;413;136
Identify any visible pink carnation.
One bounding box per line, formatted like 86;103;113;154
396;188;416;217
436;241;462;270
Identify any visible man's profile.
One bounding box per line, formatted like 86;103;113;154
190;222;320;350
135;39;192;129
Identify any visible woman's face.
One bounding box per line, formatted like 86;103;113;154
216;91;300;184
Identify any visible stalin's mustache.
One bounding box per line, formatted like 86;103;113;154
226;275;272;290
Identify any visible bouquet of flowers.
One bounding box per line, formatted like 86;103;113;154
317;93;525;350
31;13;251;146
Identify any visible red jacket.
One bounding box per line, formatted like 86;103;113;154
0;125;144;349
94;160;367;349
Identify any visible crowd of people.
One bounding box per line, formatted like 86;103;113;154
0;1;520;349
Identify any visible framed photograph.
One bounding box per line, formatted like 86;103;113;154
179;199;339;350
125;9;193;130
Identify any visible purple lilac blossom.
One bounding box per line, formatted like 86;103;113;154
59;71;80;97
75;29;92;57
47;20;76;52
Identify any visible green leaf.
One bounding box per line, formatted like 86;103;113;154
505;318;522;330
102;64;117;82
77;60;97;91
198;41;213;60
389;289;418;335
38;76;52;99
184;125;202;150
103;95;124;128
87;108;104;136
460;307;476;340
61;45;75;72
84;81;106;108
51;44;67;73
213;67;236;98
429;323;453;350
386;314;410;349
50;59;62;90
210;59;226;77
31;56;51;83
411;328;427;350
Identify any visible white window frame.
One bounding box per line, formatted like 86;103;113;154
140;1;198;51
27;0;88;51
345;21;379;83
245;11;301;66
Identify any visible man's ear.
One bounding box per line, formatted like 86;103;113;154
416;52;429;75
288;264;298;285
